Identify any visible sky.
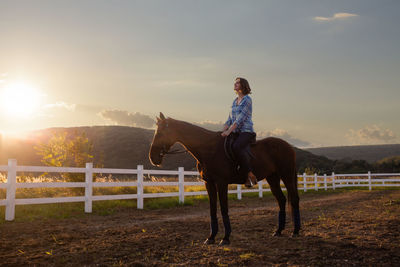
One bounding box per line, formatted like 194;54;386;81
0;0;399;148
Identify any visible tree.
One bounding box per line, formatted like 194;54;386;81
35;132;68;167
35;130;96;182
374;156;400;173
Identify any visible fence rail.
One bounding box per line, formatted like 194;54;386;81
1;159;399;221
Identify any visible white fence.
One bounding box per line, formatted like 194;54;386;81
1;159;399;221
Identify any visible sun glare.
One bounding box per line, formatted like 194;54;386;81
0;82;43;118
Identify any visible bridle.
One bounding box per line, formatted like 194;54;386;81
159;144;188;156
156;120;189;157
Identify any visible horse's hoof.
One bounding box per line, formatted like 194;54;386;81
272;231;282;237
218;239;230;246
203;238;215;245
291;232;299;238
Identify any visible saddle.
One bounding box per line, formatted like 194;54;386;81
224;132;257;183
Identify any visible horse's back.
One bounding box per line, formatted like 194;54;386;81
251;136;296;174
255;136;295;152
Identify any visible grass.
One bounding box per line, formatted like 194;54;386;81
0;173;398;224
0;195;208;224
0;189;345;224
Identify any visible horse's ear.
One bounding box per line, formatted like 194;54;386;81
156;116;161;123
160;112;166;120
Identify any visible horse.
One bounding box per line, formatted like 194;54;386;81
149;112;301;245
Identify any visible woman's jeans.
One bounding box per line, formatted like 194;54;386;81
231;131;256;175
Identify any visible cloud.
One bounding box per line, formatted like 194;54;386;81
345;125;398;145
74;104;106;113
193;120;224;131
192;123;313;147
99;109;155;128
36;101;76;118
37;102;109;119
256;128;312;148
43;101;76;111
313;12;358;22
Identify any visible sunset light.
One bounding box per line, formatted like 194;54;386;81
0;82;43;118
0;1;399;265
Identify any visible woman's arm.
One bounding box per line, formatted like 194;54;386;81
221;122;237;136
223;112;232;131
221;97;251;136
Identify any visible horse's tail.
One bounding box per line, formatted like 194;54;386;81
293;146;298;193
287;163;299;215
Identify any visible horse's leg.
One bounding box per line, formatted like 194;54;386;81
284;173;301;237
267;175;287;236
204;181;218;244
217;183;231;245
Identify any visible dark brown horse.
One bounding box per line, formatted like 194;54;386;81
149;112;300;245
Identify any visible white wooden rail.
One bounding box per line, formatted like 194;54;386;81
0;159;399;221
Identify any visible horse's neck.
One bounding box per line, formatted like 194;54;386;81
173;121;219;163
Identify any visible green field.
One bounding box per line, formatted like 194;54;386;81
0;173;398;223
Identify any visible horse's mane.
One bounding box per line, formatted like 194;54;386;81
167;117;221;137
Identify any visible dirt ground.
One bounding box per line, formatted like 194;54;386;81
1;189;400;266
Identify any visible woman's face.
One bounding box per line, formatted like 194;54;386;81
234;80;242;94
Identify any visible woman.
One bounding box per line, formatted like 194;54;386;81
221;77;257;187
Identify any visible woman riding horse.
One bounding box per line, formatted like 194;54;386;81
149;80;301;245
221;77;257;188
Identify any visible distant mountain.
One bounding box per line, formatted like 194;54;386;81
293;147;334;173
0;125;333;173
305;144;400;163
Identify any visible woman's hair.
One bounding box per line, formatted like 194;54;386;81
235;77;252;95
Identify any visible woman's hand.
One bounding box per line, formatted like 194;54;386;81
221;130;230;137
221;123;237;137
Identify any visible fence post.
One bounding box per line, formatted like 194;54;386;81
178;167;184;204
368;171;371;191
258;181;263;198
314;173;318;191
332;172;335;190
5;159;17;221
85;163;93;213
324;174;327;190
303;173;307;192
237;184;242;200
137;165;144;209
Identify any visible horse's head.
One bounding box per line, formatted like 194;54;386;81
149;112;176;167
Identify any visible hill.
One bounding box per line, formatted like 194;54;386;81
305;144;400;163
0;126;196;171
0;125;333;173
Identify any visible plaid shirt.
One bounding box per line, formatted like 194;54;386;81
224;95;254;133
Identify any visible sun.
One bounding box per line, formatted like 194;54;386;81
0;81;43;118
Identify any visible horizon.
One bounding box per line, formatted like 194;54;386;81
1;0;399;148
1;124;399;150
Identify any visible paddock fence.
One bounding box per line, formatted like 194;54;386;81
1;159;399;221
